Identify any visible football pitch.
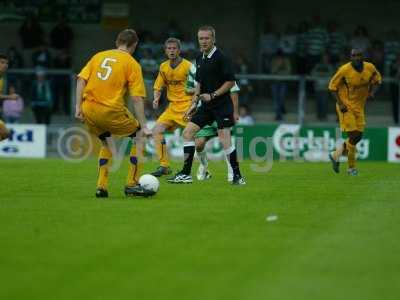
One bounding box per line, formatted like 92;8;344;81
0;158;399;300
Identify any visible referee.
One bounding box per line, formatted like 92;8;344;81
168;25;245;185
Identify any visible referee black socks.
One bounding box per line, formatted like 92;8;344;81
182;141;196;175
225;146;241;177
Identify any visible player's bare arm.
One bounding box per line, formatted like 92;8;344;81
230;92;239;122
200;81;235;102
368;83;381;99
75;77;86;121
184;83;201;121
131;96;151;136
153;89;162;109
331;90;348;112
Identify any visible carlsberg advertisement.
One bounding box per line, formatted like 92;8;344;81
235;124;387;161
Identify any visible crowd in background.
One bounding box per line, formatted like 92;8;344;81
2;14;400;125
259;16;400;122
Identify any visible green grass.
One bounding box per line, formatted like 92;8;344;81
0;158;399;300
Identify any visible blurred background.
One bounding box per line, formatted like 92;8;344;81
1;0;400;161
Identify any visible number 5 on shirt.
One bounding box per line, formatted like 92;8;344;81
97;58;117;81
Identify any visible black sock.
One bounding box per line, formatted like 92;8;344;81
182;142;195;175
227;148;241;177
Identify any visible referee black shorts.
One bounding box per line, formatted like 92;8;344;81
191;100;234;129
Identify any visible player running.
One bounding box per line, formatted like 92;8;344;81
0;54;19;142
328;48;382;175
151;38;193;177
75;29;152;198
185;63;240;181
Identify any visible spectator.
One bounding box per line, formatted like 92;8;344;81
50;14;74;50
31;69;53;125
350;26;371;57
238;105;255;125
6;46;24;69
280;25;297;59
328;21;347;65
306;15;329;72
32;45;52;68
53;50;72;115
19;13;44;49
384;29;400;76
2;84;24;123
270;50;292;121
370;39;385;73
390;54;400;124
259;19;279;73
296;21;310;74
234;54;253;105
140;49;158;79
311;53;334;121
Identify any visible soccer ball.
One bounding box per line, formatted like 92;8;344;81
139;174;160;193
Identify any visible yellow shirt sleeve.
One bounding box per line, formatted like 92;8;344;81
153;68;166;91
78;57;93;81
128;61;146;97
370;66;382;85
328;67;345;92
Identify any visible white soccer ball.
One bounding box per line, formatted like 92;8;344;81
139;174;160;193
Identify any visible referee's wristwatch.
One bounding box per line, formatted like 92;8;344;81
210;92;218;100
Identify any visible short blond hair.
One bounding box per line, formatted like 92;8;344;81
164;37;181;49
198;25;216;40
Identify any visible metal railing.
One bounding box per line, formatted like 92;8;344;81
6;69;400;125
236;74;400;125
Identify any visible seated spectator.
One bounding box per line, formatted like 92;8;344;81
350;26;371;57
31;69;53;125
2;84;24;124
270;49;292;121
311;53;334;121
32;45;52;68
238;105;255;125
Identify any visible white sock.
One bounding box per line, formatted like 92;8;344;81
197;150;208;167
225;154;233;178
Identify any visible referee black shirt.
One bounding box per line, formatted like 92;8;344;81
195;46;235;108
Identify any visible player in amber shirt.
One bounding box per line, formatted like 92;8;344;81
151;38;193;177
75;29;152;198
0;54;19;141
328;48;382;175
